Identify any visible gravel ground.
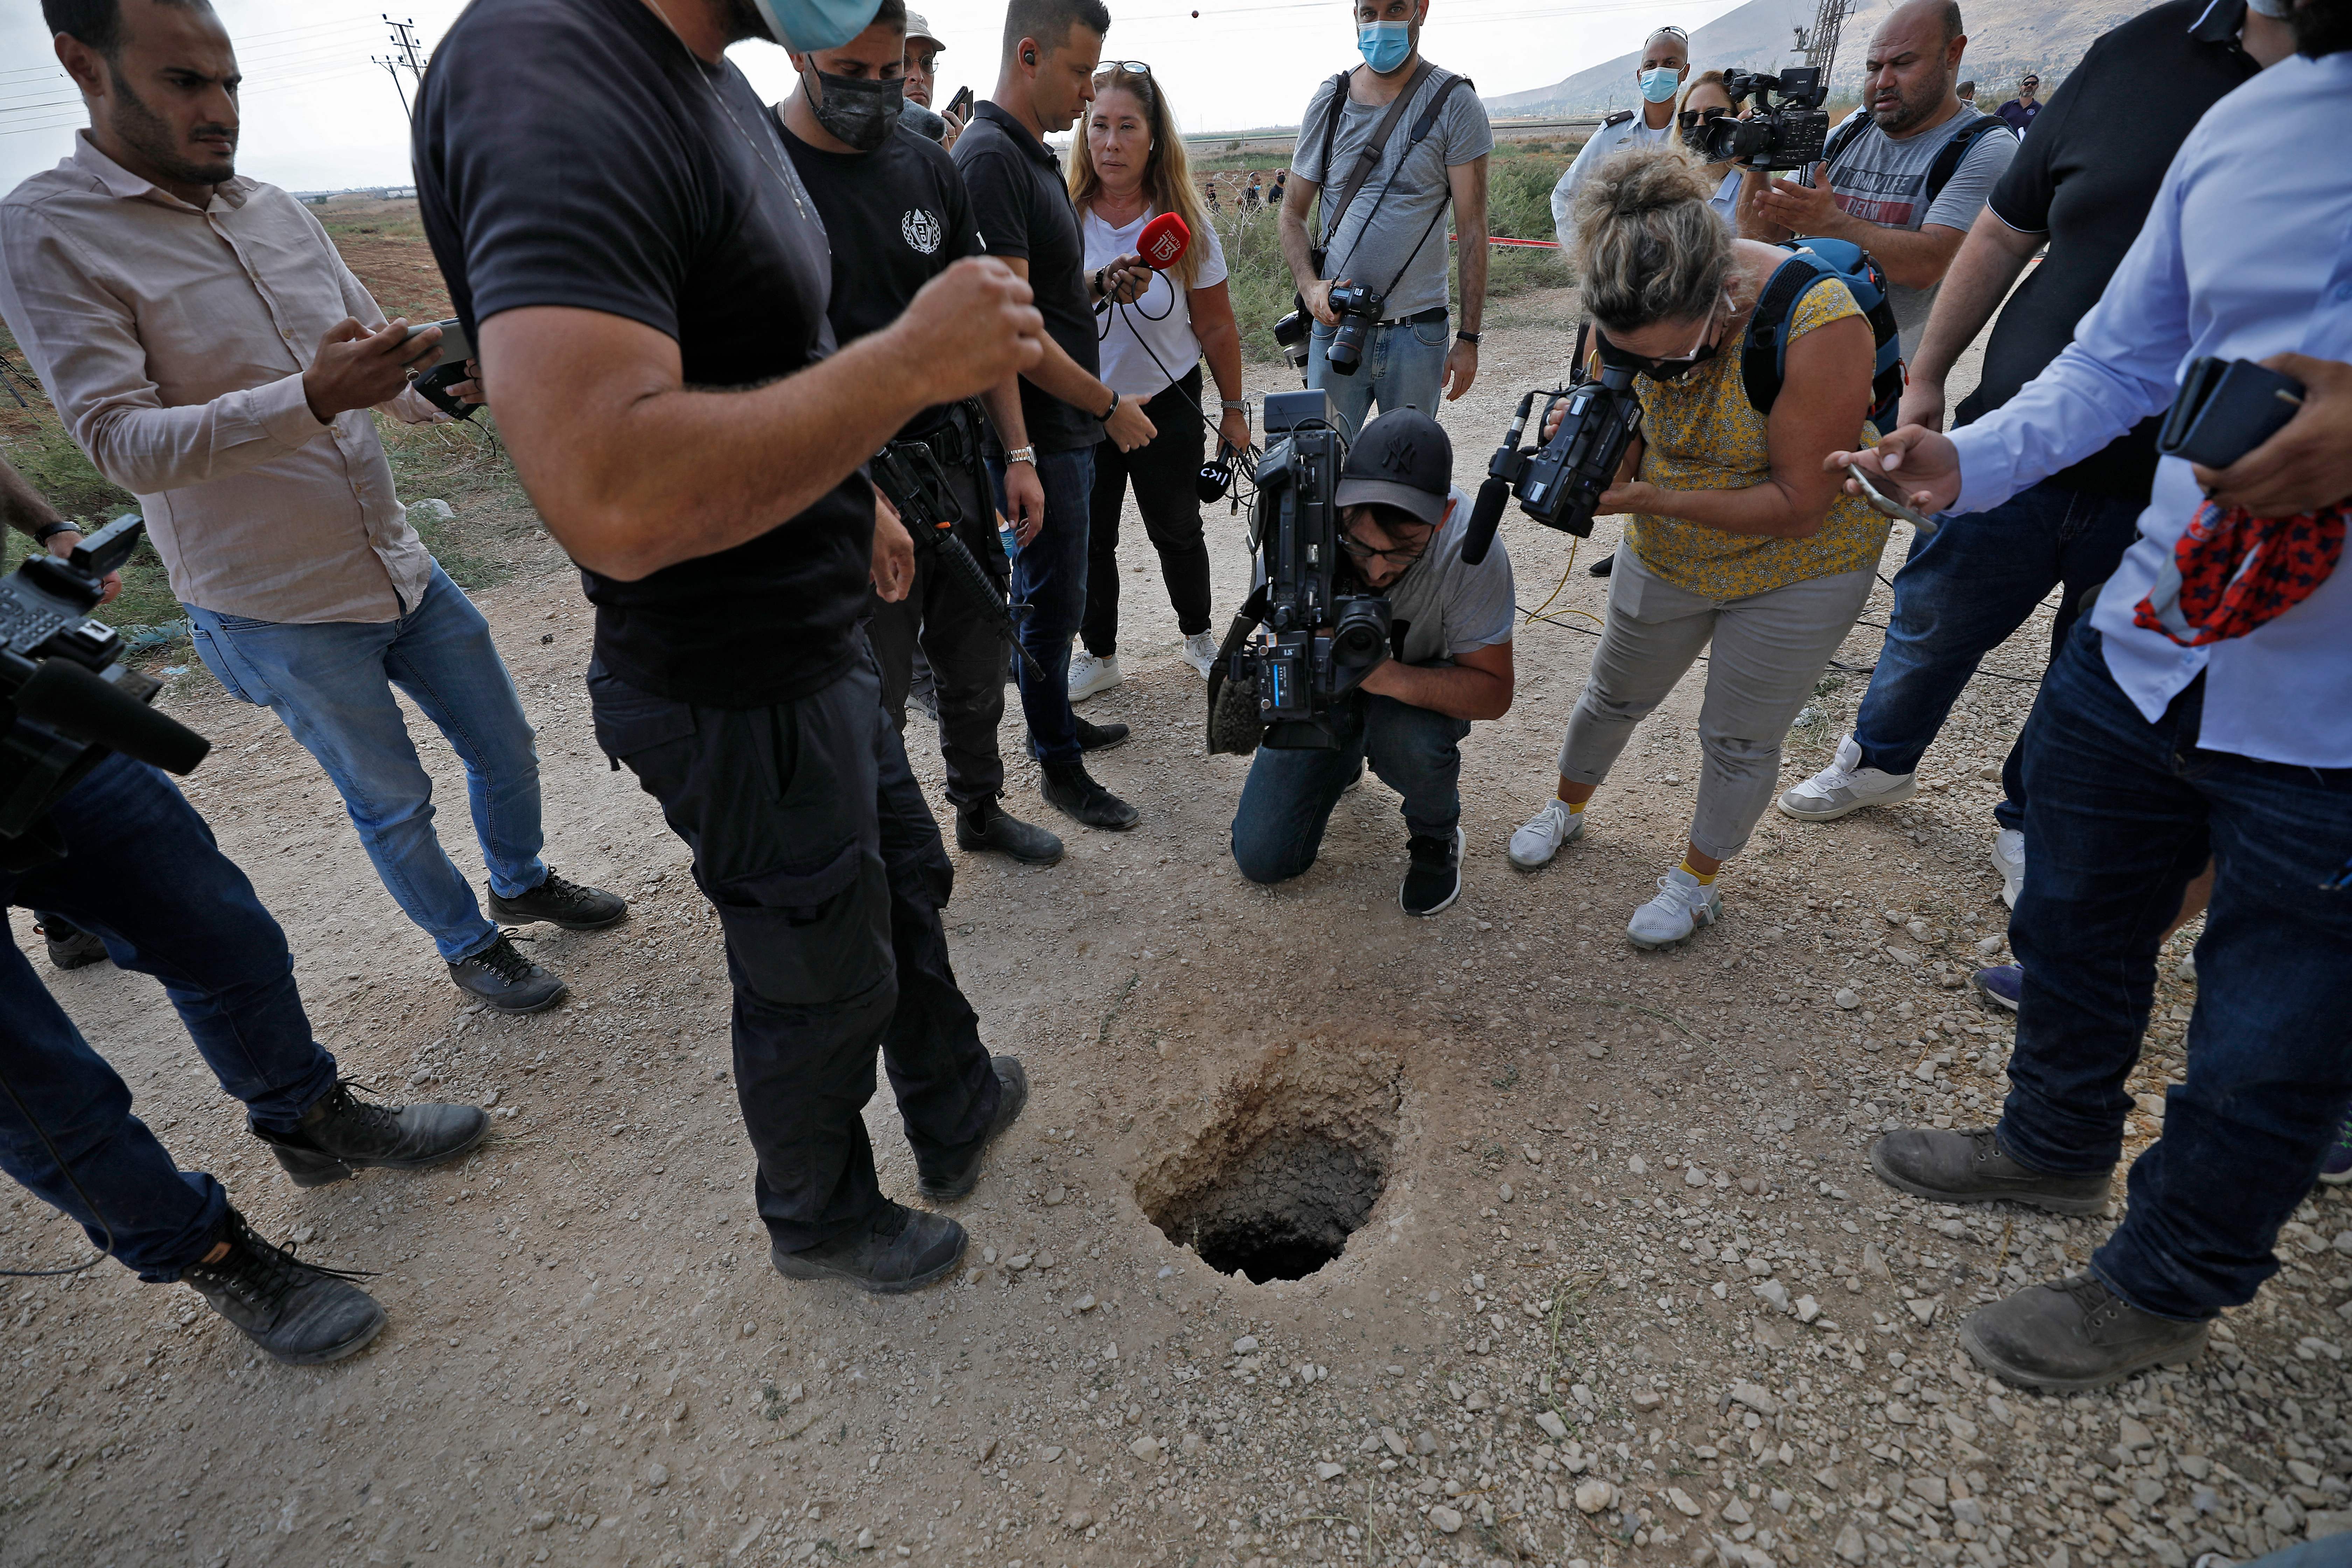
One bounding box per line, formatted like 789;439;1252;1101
4;288;2347;1568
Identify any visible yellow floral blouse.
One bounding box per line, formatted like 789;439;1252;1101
1624;274;1889;600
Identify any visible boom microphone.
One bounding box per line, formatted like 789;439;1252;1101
1094;212;1192;313
1461;475;1511;567
15;657;211;777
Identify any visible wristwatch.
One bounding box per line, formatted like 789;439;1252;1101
1005;445;1037;467
1455;331;1483;345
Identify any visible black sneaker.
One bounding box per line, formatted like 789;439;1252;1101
181;1209;385;1365
771;1203;967;1294
1040;760;1138;830
1401;826;1464;917
448;933;567;1014
1959;1273;2209;1393
919;1056;1029;1203
1588;555;1614;578
486;870;628;931
250;1078;491;1188
1868;1126;2113;1216
37;917;109;972
1073;716;1130;752
955;799;1064;865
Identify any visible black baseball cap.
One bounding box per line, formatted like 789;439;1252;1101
1335;409;1452;528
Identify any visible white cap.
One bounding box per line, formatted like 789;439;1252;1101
905;11;944;48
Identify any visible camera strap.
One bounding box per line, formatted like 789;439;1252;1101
1314;61;1436;260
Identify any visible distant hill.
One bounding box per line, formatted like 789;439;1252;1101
1485;0;2158;118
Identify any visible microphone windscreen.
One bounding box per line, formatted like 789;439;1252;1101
1461;475;1511;566
1138;211;1191;271
15;658;211;776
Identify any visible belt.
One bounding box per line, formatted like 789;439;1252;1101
896;401;984;469
1377;306;1449;328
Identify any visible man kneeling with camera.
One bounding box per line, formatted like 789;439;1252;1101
1227;409;1514;915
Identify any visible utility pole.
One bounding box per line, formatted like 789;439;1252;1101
373;54;412;120
384;15;430;85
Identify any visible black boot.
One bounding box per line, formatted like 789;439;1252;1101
448;932;567;1014
1869;1127;2113;1216
486;869;628;930
919;1056;1029;1202
1959;1274;2209;1393
250;1078;491;1188
955;799;1064;864
1040;760;1138;830
1073;716;1130;752
771;1203;967;1294
37;915;108;972
181;1209;385;1365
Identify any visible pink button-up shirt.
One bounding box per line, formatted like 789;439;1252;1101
0;133;440;623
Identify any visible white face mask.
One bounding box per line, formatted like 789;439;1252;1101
2245;0;2290;16
1638;65;1681;103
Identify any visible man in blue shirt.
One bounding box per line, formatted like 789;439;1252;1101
1835;0;2352;1392
1991;72;2039;133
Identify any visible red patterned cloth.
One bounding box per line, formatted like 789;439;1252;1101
2133;498;2346;647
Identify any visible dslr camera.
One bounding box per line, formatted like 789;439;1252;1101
1461;357;1645;567
1206;390;1392;754
1;516;210;867
1270;283;1384;378
1688;65;1830;172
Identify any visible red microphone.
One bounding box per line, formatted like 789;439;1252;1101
1096;212;1192;312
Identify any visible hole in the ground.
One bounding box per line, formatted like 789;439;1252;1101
1136;1046;1397;1284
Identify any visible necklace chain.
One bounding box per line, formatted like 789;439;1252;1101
651;9;813;227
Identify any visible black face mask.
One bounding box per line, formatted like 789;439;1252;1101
805;65;903;152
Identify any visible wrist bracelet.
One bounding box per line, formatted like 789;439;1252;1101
1455;331;1482;345
1097;391;1119;423
1220;398;1249;413
33;520;82;545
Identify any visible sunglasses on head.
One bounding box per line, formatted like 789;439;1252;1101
1095;61;1153;78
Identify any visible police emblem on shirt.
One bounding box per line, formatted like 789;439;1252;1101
901;208;943;255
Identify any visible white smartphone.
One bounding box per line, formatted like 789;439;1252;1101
400;316;471;363
1844;458;1940;536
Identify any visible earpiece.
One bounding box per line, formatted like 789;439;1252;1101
1023;48;1036;65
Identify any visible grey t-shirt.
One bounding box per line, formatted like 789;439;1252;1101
1293;66;1494;319
1382;486;1516;667
1813;109;2017;357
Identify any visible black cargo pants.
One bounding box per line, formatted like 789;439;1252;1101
589;653;1000;1252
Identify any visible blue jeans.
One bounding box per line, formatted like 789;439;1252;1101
1306;313;1451;440
185;561;546;961
1852;477;2144;829
1998;623;2352;1320
988;445;1094;765
0;754;341;1280
1230;692;1470;883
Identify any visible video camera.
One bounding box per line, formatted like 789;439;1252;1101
1;516;210;867
1206;390;1392;755
1270;284;1384;378
1688;65;1830;172
1461;355;1645;567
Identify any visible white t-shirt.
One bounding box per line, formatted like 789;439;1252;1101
1080;205;1230;400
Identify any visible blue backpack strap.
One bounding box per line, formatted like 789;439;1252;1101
1742;239;1906;430
1740;250;1834;421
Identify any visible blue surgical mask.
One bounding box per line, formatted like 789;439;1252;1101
1639;66;1682;103
747;0;881;52
1358;19;1413;74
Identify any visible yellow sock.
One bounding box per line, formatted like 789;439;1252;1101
1679;857;1717;886
1564;798;1586;814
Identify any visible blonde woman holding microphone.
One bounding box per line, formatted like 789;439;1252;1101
1065;62;1249;699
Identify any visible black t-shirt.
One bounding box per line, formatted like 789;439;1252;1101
1955;0;2260;499
411;0;873;709
781;117;985;440
953;101;1102;453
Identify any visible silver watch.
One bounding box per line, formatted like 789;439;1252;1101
1005;445;1037;467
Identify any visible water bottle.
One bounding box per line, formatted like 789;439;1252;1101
998;514;1018;562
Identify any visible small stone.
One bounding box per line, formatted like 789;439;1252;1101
1861;1242;1890;1280
1729;1381;1780;1417
1587;1044;1607;1059
1667;1487;1701;1517
1953;1497;1986;1527
1044;1185;1067;1206
1686;1166;1708;1188
1129;1436;1160;1462
1975;934;2003;957
2118;1415;2155;1453
981;1246;997;1264
1795;1295;1821;1323
1534;1411;1568;1441
1834;1523;1867;1563
1232;1336;1258;1354
1063;1510;1093;1532
1722;1498;1752;1525
1631;1390;1661;1410
1628;1155;1648;1176
1574;1479;1614;1514
1007;1253;1032;1271
1315;1462;1345;1481
1074;1294;1097;1311
645;1462;670;1489
1945;1414;1979;1442
1500;1182;1515;1203
1905;1296;1940;1326
1835;988;1861;1010
1755;1280;1792;1313
1039;1446;1063;1462
1907;1476;1948;1507
1463;1391;1490;1412
1429;1505;1464;1534
855;1528;876;1550
528;1512;556;1531
1769;1489;1793;1514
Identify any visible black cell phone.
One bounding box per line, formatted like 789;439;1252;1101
947;85;973;120
2158;356;2304;469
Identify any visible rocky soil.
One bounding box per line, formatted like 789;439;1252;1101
5;292;2348;1568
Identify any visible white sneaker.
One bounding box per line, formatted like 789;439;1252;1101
1992;828;2026;909
1508;799;1586;870
1068;650;1122;702
1180;631;1218;677
1776;734;1917;822
1627;867;1722;950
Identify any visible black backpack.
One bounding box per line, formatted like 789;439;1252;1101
1815;108;2014;214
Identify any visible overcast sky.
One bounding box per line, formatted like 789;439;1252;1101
0;0;1745;195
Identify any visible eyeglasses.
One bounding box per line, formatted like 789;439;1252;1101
1338;523;1433;565
1597;313;1723;381
1649;24;1689;39
1094;61;1153;78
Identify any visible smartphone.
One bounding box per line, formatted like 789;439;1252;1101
2158;355;2304;468
400;316;472;363
947;84;973;119
1845;459;1940;536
